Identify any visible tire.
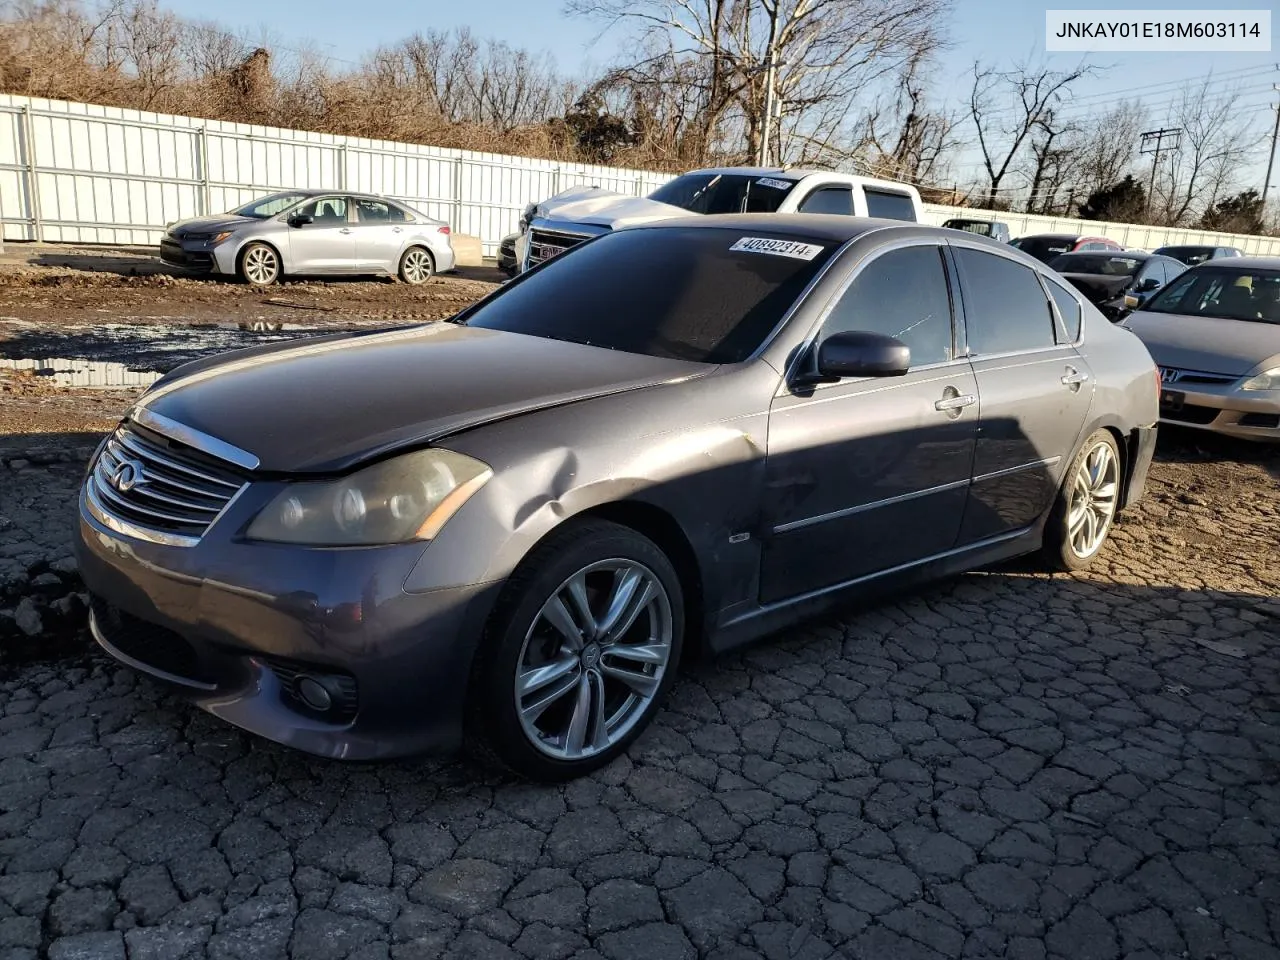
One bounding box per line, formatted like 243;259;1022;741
1043;430;1122;572
238;242;281;287
466;519;684;781
398;246;434;284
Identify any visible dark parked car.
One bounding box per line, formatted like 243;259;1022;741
942;217;1011;243
1048;251;1187;321
1153;245;1244;266
1012;234;1122;263
77;215;1159;781
497;233;519;275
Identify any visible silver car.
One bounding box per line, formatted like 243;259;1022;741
1121;258;1280;440
159;190;456;287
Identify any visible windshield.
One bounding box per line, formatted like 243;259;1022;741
1156;246;1214;265
1011;237;1075;263
945;220;996;237
1142;267;1280;324
463;227;836;362
648;174;797;215
232;192;311;219
1050;254;1142;277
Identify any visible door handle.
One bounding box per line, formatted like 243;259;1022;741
934;393;976;411
392;227;403;233
340;228;352;234
1061;367;1089;386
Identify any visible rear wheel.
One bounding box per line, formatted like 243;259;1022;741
238;243;281;287
1043;430;1121;571
466;520;683;781
398;246;434;284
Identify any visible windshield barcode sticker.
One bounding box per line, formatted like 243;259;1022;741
755;177;792;190
730;237;824;260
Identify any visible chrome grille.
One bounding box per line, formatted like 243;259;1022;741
528;228;591;266
87;420;248;544
1158;366;1237;385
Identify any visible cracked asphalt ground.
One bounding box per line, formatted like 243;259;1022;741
1;432;1278;960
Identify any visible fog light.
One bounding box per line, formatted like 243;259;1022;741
295;675;333;712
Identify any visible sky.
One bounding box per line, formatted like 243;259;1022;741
161;0;1280;192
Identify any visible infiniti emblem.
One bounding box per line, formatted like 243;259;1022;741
106;456;147;493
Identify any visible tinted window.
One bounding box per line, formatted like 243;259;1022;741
1013;237;1076;263
648;174;796;214
464;227;837;362
864;189;917;221
821;246;953;366
1157;246;1214;265
945;220;998;237
1051;254;1141;276
798;187;854;216
1142;267;1280;324
954;248;1056;353
297;197;348;223
1046;279;1082;342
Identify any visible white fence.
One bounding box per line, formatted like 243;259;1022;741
3;94;1279;258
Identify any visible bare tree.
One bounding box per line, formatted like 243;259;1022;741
968;60;1093;209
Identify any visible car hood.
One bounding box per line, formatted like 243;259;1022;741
133;322;711;473
535;186;690;230
1122;310;1280;376
168;214;257;235
1059;273;1131;304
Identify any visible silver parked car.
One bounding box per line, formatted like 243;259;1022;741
160;190;457;287
1121;258;1280;440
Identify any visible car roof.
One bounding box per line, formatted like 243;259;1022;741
1058;249;1154;260
1019;233;1080;240
1187;256;1280;270
627;213;1022;253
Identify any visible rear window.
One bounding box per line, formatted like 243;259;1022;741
1046;278;1083;342
864;189;917;221
648;173;796;214
1050;254;1142;276
1013;237;1075;263
463;227;837;362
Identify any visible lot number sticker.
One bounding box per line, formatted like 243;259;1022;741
755;177;793;190
730;237;824;260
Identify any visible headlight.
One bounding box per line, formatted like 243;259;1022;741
211;231;233;245
1240;367;1280;391
246;449;492;546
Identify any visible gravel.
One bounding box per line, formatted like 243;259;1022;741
0;430;1277;959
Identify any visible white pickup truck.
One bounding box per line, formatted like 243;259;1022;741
514;166;925;273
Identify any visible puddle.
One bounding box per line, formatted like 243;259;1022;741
0;322;338;374
0;357;163;389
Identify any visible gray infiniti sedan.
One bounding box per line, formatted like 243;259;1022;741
160;190;456;287
1121;258;1280;441
77;215;1158;781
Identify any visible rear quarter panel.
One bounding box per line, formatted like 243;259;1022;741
1076;303;1160;434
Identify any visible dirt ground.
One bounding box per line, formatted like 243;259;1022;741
0;244;503;444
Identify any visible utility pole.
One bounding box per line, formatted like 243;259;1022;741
758;4;779;168
1139;127;1182;220
1263;86;1280;208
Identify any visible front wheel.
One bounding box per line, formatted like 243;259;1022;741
1043;430;1122;571
238;242;281;287
466;520;684;781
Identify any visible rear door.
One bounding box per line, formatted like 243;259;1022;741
351;198;409;272
949;243;1094;545
760;241;978;602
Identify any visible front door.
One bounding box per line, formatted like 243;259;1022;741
287;196;356;273
949;245;1095;544
760;242;978;603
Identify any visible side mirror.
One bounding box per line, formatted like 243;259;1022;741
1136;277;1159;292
813;331;911;381
288;214;313;227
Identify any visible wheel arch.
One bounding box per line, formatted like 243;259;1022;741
237;238;285;278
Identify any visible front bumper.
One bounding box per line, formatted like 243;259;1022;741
159;238;237;275
75;482;499;760
1157;381;1280;441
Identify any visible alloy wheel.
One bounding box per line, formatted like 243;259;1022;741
514;559;673;760
243;246;279;285
402;248;432;284
1068;440;1119;559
